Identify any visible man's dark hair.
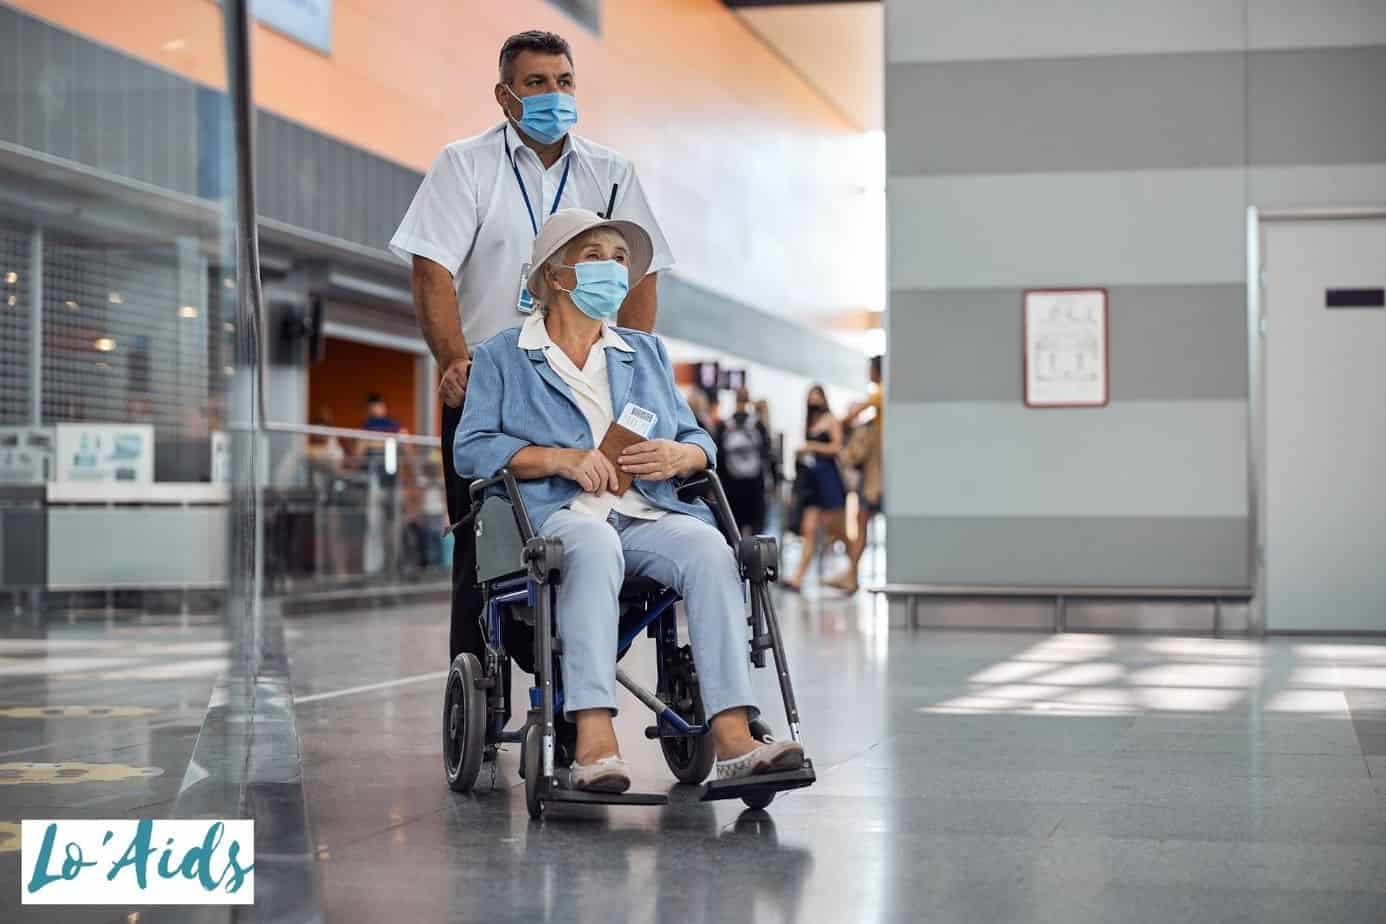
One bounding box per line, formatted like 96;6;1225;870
498;31;574;84
365;393;383;405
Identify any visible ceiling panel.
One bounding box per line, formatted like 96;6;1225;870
733;1;883;131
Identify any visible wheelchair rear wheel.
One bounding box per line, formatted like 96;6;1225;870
522;723;544;818
659;656;716;785
443;653;487;792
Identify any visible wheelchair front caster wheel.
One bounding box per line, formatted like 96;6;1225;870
741;789;775;810
522;723;545;819
659;662;715;784
443;653;487;793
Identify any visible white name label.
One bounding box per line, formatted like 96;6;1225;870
21;819;254;905
617;403;657;438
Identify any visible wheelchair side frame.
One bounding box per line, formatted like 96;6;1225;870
464;468;812;813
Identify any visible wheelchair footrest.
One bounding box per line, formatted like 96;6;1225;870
699;763;816;802
541;782;669;807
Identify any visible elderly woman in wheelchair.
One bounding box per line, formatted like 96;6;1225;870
449;209;809;814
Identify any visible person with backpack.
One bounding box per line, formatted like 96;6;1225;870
714;388;774;537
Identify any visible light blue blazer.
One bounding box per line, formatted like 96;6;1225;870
454;325;719;532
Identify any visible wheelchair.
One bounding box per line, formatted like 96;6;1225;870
442;469;815;818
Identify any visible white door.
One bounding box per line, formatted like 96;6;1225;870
1262;218;1386;631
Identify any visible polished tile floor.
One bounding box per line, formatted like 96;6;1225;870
0;609;229;924
290;589;1386;924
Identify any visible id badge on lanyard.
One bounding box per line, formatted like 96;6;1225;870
511;136;571;314
516;262;536;314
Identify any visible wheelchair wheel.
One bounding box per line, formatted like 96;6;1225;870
522;723;544;819
741;789;775;810
443;653;487;793
659;658;716;785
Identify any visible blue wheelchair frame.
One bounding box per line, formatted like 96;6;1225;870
483;576;703;747
453;468;813;815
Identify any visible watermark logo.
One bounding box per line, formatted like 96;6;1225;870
20;819;254;905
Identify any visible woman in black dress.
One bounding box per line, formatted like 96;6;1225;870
784;385;846;592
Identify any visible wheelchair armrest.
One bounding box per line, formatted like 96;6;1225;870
465;468;535;542
676;470;740;549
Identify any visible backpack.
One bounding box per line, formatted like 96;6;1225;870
718;416;764;481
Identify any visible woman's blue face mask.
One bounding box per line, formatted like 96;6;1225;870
552;260;629;320
505;85;578;145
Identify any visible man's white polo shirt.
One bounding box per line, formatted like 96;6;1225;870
390;123;674;350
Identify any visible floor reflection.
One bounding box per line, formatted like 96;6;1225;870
291;586;1386;924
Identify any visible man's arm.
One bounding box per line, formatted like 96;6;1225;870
411;255;471;407
616;271;659;333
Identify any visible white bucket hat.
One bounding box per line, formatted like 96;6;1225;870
527;208;654;304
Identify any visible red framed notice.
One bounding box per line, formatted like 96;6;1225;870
1023;288;1109;408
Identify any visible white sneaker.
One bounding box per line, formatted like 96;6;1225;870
714;740;804;781
568;755;631;793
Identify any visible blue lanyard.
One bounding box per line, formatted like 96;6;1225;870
509;131;572;236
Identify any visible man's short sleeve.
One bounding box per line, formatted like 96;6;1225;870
388;146;478;275
614;162;675;276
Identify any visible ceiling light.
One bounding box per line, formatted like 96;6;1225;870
5;295;14;307
223;322;235;333
223;365;235;377
108;292;124;304
4;271;16;284
64;300;79;310
178;305;200;319
223;278;236;289
94;337;116;352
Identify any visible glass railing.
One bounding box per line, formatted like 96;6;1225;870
260;423;451;594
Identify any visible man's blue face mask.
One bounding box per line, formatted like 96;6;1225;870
552;260;629;320
506;85;578;145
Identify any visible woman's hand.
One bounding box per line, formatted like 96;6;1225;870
618;440;705;483
554;448;620;494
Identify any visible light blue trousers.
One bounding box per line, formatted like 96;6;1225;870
541;508;757;721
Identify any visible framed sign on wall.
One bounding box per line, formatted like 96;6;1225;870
1023;288;1109;408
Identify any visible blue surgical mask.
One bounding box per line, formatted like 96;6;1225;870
553;260;629;320
505;86;578;145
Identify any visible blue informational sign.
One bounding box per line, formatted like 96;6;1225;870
252;0;333;54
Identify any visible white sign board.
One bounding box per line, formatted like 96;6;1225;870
0;427;54;484
1024;289;1109;408
55;424;155;484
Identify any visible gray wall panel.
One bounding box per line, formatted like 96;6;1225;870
888;289;1022;402
883;1;1383;596
886;515;1251;587
890;285;1247;402
888;170;1247;289
0;10;16;145
884;400;1248;519
1250;163;1386;207
888;53;1246;176
886;0;1248;63
1249;45;1386;166
1249;0;1386;52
